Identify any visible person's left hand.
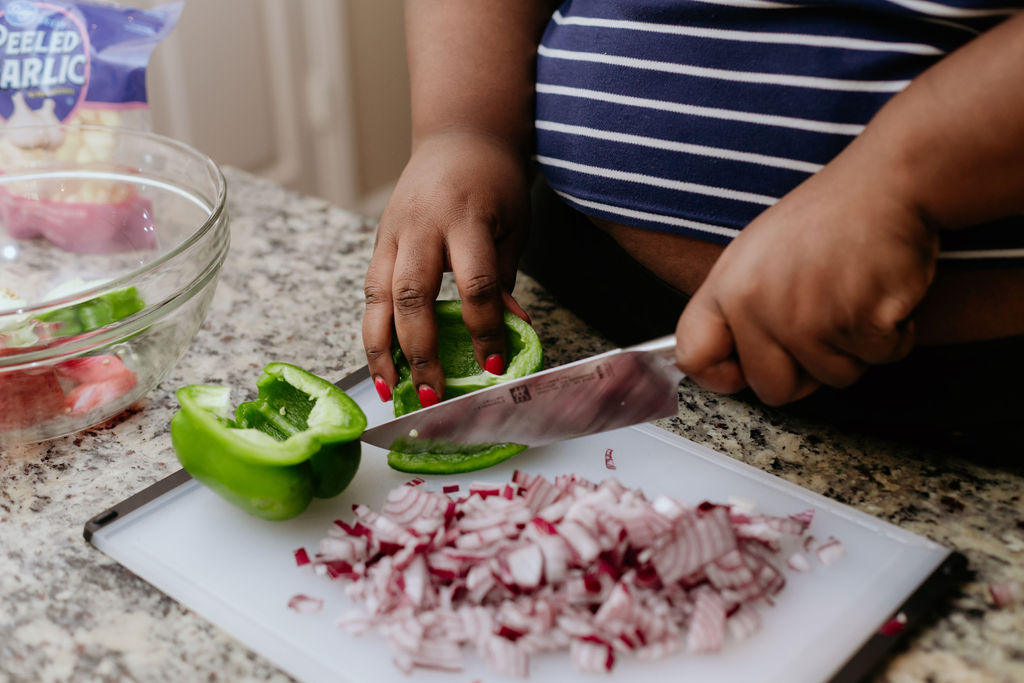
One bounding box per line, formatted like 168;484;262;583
674;158;940;405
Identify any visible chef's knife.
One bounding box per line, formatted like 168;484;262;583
361;335;683;451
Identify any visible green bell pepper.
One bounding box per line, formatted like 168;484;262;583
37;286;145;337
386;436;527;475
171;363;367;521
391;300;544;416
386;299;543;474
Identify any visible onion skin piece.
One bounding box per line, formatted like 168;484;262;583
989;581;1023;608
287;594;324;614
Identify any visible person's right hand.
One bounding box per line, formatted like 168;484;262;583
362;129;532;408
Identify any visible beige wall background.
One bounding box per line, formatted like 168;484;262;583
139;0;412;217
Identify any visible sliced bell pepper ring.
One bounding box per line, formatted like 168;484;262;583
386;436;527;475
171;363;367;521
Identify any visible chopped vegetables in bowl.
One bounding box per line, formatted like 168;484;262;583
0;125;229;445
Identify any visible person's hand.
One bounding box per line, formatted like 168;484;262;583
362;129;531;407
674;159;940;405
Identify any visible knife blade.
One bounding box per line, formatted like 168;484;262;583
361;335;683;451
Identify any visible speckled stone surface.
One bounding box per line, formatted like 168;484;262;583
2;168;1022;683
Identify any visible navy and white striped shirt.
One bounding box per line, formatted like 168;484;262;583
535;0;1024;260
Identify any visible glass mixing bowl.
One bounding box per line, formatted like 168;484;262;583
0;125;229;445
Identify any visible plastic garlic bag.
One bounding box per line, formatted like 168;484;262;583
0;0;182;252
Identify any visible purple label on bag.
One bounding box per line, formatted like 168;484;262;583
0;2;88;123
0;0;181;124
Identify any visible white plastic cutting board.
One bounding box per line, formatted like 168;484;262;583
87;372;956;683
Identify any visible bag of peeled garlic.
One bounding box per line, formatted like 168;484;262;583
0;0;182;252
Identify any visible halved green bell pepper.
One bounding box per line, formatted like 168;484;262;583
171;363;367;521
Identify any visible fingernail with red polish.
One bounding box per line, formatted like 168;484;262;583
484;354;504;375
418;385;439;408
373;376;392;402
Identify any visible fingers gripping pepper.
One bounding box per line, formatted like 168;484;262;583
171;363;367;520
391;300;543;416
386;300;543;474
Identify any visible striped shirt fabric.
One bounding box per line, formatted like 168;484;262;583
534;0;1024;260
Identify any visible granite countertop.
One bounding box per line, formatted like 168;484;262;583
1;168;1021;683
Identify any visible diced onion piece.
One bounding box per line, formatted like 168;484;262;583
685;587;727;654
787;552;812;573
287;594;324;614
816;536;846;567
506;544;543;589
726;605;762;642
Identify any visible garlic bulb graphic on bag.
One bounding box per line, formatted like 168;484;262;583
5;93;67;149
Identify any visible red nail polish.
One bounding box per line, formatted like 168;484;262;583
484;354;504;375
418;385;439;408
373;376;392;402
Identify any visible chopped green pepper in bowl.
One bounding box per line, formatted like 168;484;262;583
37;286;145;337
171;363;366;521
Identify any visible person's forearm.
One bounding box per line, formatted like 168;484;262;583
837;11;1024;230
404;1;554;162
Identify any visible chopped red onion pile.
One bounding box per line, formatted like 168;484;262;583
292;472;842;676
